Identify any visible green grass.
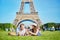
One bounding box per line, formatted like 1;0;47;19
0;31;60;40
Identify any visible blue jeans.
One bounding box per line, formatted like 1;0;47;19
37;32;41;36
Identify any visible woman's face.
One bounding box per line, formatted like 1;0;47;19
20;24;24;30
32;25;34;29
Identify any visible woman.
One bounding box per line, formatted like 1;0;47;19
29;24;41;36
17;24;26;36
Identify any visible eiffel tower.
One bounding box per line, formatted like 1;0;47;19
13;0;41;27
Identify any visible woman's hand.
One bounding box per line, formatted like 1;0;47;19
29;31;32;34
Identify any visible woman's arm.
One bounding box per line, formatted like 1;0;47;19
29;29;39;35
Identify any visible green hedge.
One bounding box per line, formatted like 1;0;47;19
0;23;16;31
41;23;60;27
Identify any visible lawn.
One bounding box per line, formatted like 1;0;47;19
0;31;60;40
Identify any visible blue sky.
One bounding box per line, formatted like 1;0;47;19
0;0;60;24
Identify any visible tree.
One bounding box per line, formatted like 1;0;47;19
0;23;16;31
